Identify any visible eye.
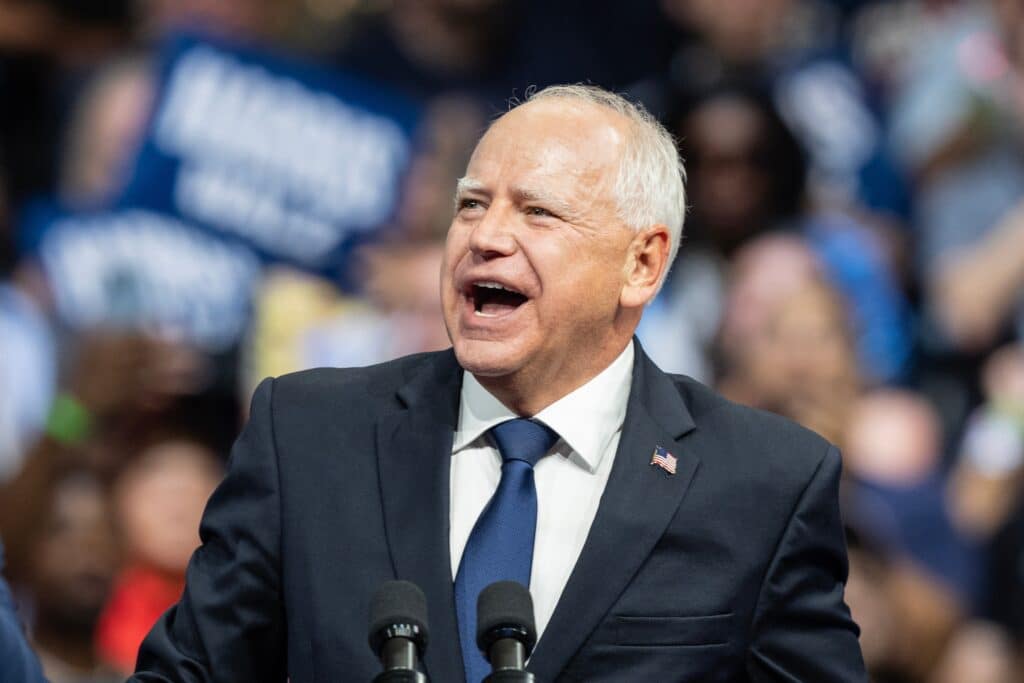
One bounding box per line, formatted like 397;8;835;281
526;206;554;218
458;198;483;212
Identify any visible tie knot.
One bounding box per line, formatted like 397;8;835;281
489;419;558;467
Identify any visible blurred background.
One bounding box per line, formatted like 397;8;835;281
1;0;1024;680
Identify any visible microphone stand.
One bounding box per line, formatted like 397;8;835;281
483;625;535;683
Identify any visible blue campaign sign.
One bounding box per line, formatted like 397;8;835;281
118;33;422;273
22;202;261;351
20;35;422;350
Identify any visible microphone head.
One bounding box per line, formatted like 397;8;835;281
368;580;429;658
476;580;538;658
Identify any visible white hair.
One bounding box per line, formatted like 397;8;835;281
522;84;687;292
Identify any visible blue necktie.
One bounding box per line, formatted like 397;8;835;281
455;418;559;683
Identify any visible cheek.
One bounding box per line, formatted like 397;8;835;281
537;247;623;317
439;238;462;300
576;239;629;287
442;225;469;276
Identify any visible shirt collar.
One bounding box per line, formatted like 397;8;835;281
454;343;635;474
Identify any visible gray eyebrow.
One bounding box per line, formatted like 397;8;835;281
453;177;486;210
455;177;485;197
457;176;484;190
454;177;577;219
512;186;576;218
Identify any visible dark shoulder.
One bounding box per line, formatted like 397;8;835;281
272;350;444;389
668;373;835;479
267;350;452;411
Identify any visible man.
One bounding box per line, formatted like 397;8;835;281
132;85;866;681
1;541;46;682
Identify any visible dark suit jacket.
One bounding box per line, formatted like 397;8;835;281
0;542;46;682
132;342;866;682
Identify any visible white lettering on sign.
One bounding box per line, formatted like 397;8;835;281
154;46;411;264
41;210;261;350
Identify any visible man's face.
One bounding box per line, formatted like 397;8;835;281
441;99;637;399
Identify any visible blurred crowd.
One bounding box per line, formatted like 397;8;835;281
2;0;1024;681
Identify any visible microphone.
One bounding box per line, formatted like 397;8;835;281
476;581;538;683
368;580;429;682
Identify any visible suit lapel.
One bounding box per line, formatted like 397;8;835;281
377;351;466;683
528;343;700;681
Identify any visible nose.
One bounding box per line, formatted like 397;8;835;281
467;202;516;259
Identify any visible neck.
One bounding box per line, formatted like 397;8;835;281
477;337;633;416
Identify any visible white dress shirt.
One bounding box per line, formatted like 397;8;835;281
450;343;634;640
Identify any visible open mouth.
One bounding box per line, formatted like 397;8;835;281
470;281;529;318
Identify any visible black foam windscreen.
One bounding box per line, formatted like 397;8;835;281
368;580;429;656
476;580;538;654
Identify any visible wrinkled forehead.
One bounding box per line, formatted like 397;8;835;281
464;99;628;191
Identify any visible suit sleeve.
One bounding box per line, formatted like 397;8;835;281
131;378;286;683
746;446;868;682
0;545;46;683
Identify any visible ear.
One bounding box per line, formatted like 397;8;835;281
620;224;671;309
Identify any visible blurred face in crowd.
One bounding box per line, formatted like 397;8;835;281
116;440;222;575
719;234;820;358
759;283;855;391
441;98;668;410
31;473;119;631
722;272;858;442
684;95;772;251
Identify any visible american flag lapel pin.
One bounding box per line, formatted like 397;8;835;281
650;445;677;475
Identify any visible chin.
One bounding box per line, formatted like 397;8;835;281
451;336;525;378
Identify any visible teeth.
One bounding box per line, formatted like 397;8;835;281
476;281;510;291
